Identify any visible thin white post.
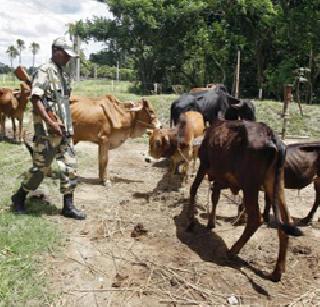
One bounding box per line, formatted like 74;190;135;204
235;49;240;98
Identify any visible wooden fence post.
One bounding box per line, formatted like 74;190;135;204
281;84;292;140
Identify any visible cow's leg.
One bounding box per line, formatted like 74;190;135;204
98;137;109;185
183;161;189;184
207;184;220;229
168;158;176;179
187;164;206;231
262;191;272;225
273;192;290;282
192;146;198;173
0;114;6;139
264;172;290;282
11;117;16;141
300;177;320;225
228;188;262;255
0;114;2;138
184;145;194;183
18;117;23;143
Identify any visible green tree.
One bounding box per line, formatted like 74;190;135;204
16;39;25;65
74;0;320;99
6;45;19;68
30;42;40;71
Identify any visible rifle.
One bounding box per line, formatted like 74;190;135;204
47;68;69;140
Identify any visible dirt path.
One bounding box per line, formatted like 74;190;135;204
44;141;320;306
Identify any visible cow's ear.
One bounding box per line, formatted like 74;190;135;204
142;98;149;108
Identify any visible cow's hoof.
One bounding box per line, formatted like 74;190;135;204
262;214;269;224
297;217;312;226
270;271;282;282
186;221;195;232
102;180;112;187
226;247;239;259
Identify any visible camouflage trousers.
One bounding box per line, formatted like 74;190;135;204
22;135;77;195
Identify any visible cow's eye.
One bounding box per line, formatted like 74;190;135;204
156;140;161;147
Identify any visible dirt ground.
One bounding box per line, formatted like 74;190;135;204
40;141;320;306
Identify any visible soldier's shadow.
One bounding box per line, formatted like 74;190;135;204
25;197;60;216
174;200;273;296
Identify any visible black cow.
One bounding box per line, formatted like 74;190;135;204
224;99;256;121
170;86;254;126
170;86;229;126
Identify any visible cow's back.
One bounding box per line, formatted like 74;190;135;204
200;120;278;189
0;88;13;104
195;90;228;123
177;111;204;145
71;97;112;144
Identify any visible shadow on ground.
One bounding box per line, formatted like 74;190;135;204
174;200;276;297
25;197;60;216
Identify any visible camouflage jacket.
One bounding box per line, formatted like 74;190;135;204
31;59;73;136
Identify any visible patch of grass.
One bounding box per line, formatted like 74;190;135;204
255;100;320;138
0;142;61;306
0;74;20;89
72;79;134;98
0;213;60;306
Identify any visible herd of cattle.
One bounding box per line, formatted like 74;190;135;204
1;67;320;282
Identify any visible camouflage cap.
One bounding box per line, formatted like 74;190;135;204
52;37;78;57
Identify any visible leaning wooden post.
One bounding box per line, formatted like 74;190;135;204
281;84;292;140
235;49;240;98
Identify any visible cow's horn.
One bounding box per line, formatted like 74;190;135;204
230;102;244;108
129;105;143;112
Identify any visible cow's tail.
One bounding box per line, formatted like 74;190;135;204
23;131;33;156
273;140;303;236
170;103;174;127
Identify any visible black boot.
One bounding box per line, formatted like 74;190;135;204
61;194;86;220
11;187;28;213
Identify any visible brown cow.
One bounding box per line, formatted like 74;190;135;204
188;120;302;282
148;127;177;160
71;95;160;184
189;87;209;93
148;111;204;183
189;84;226;94
263;142;320;225
0;82;31;141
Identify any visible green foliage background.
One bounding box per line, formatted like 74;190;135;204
74;0;320;99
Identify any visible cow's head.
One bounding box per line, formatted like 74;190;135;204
16;82;31;105
130;99;161;137
147;128;174;159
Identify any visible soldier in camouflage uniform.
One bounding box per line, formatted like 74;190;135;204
11;37;86;220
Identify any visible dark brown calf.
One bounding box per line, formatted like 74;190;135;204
188;120;302;282
264;142;320;225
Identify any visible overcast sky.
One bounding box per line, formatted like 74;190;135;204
0;0;111;67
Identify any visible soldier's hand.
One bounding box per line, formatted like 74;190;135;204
50;121;63;136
